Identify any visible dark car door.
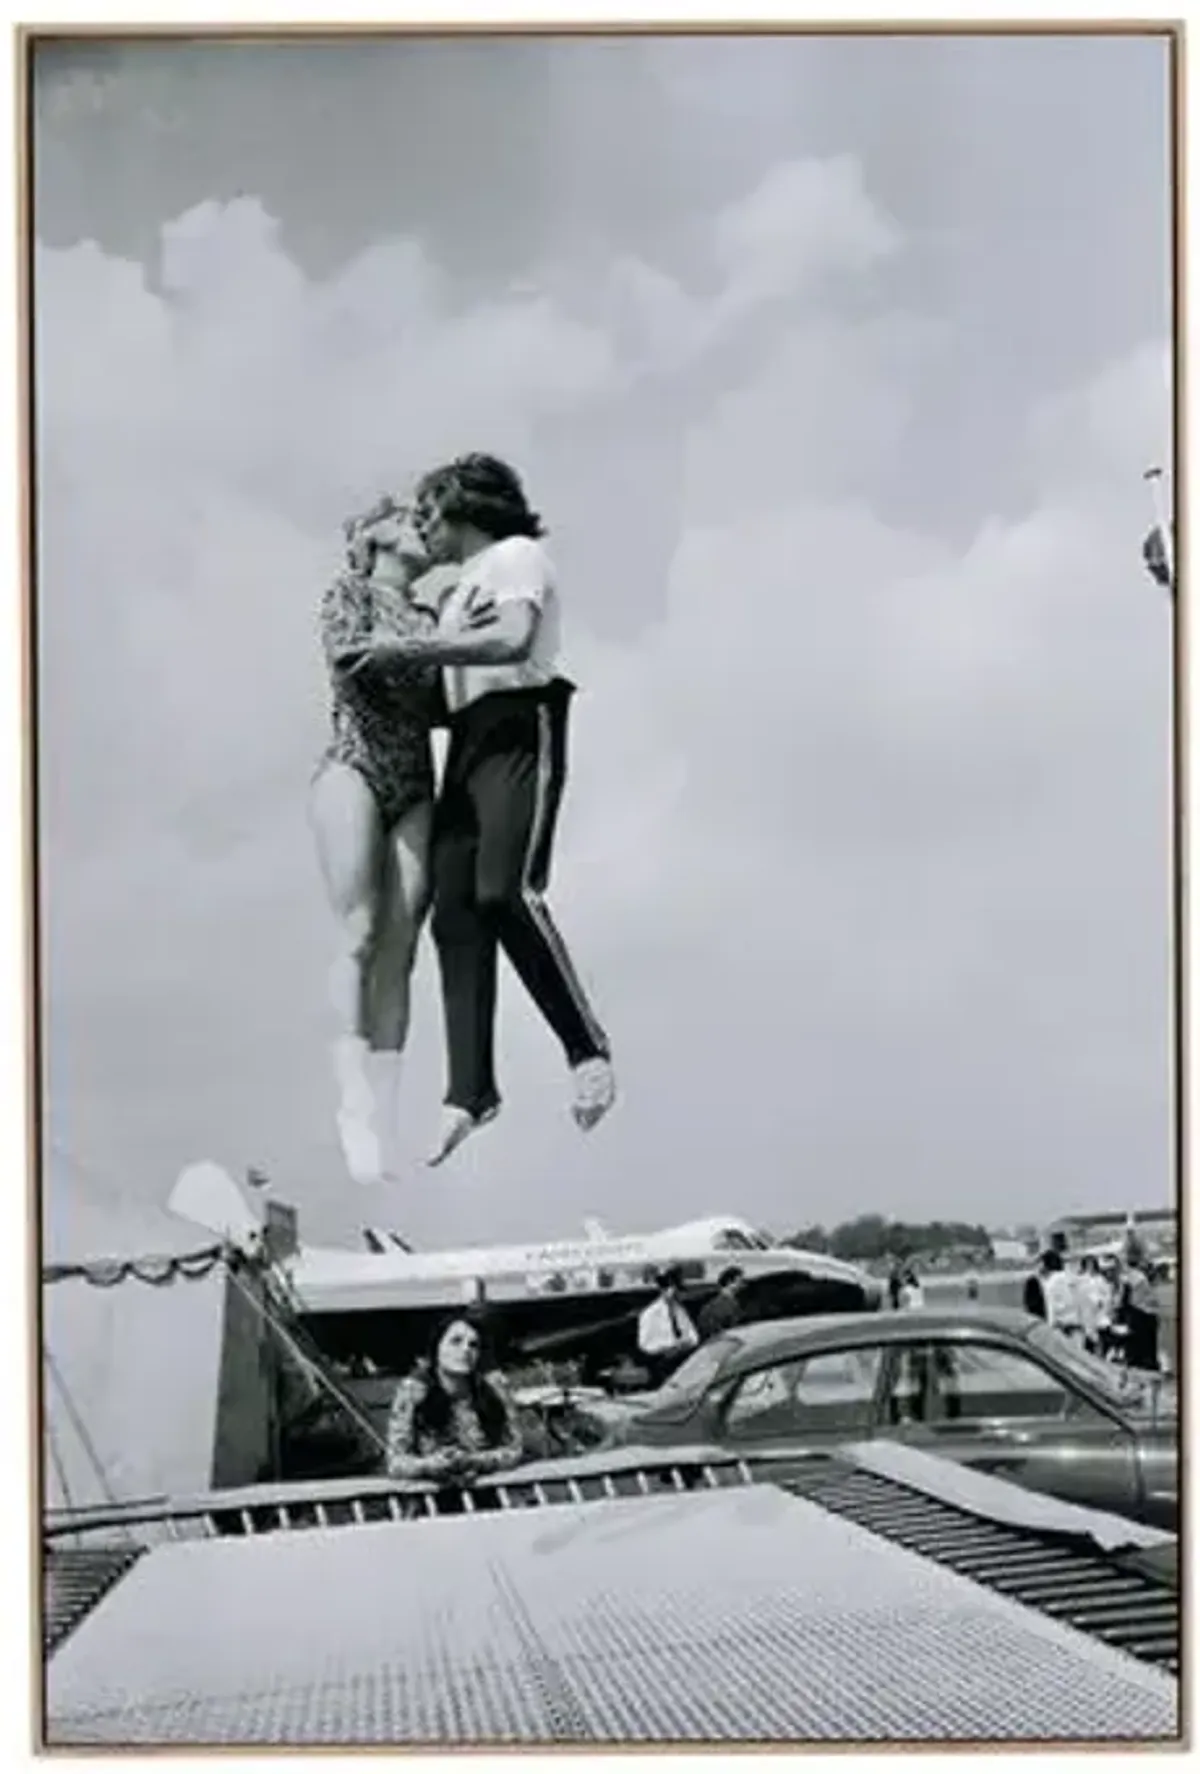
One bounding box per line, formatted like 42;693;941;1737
876;1337;1145;1523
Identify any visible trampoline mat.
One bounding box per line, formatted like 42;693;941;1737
46;1484;1179;1746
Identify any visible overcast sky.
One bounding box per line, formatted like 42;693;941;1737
34;32;1175;1252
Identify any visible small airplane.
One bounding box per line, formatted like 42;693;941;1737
167;1164;880;1382
290;1210;880;1378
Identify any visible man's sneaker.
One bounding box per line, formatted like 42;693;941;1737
427;1104;499;1168
572;1057;617;1132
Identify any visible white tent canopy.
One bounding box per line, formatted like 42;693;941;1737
42;1149;216;1272
41;1152;266;1514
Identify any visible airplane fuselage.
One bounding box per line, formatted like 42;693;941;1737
289;1216;879;1379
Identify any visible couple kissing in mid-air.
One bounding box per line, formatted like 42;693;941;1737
310;451;616;1188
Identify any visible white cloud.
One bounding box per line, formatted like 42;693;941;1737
711;156;900;316
37;157;1172;1250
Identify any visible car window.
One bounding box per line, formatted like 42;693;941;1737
724;1348;882;1439
655;1337;733;1401
1026;1324;1138;1409
886;1340;1107;1427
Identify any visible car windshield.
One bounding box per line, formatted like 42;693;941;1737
656;1335;738;1399
1027;1323;1145;1408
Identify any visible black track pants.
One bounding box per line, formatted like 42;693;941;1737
430;679;610;1116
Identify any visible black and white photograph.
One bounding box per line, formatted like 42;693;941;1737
32;21;1182;1749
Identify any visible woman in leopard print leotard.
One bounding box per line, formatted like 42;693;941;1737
310;494;446;1187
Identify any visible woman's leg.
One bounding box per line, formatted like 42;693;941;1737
310;763;387;1184
365;798;433;1051
364;799;433;1177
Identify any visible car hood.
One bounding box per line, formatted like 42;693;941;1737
557;1394;660;1449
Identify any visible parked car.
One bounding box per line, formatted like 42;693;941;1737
573;1307;1177;1530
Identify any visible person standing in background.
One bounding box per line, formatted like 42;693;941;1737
1077;1256;1113;1356
899;1265;925;1310
1119;1248;1161;1374
1023;1256;1049;1321
637;1267;700;1386
1040;1249;1082;1338
697;1267;744;1340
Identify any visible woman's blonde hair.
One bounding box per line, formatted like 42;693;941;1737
342;492;407;573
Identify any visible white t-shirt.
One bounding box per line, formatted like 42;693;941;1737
637;1295;700;1358
1043;1269;1082;1331
1078;1273;1114;1338
439;535;562;715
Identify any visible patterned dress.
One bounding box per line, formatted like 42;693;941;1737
316;570;444;829
384;1368;525;1483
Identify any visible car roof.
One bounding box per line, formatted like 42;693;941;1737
714;1307;1038;1373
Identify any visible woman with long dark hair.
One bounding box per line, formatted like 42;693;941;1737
310;496;443;1186
384;1315;525;1486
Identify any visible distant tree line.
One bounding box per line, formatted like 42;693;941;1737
785;1215;992;1263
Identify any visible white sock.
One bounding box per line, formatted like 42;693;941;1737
332;1035;373;1120
367;1049;405;1176
336;1107;384;1187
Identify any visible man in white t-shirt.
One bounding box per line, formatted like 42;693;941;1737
1041;1250;1083;1339
347;454;615;1165
1076;1255;1114;1354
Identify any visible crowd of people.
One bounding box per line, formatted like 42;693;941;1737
1018;1240;1168;1375
884;1235;1172;1377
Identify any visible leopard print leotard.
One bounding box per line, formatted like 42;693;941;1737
316;569;444;829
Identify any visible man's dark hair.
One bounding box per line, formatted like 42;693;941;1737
417;453;546;541
717;1266;743;1290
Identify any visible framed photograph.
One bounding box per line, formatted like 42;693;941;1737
29;21;1181;1750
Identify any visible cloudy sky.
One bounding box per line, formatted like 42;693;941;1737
34;32;1176;1252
